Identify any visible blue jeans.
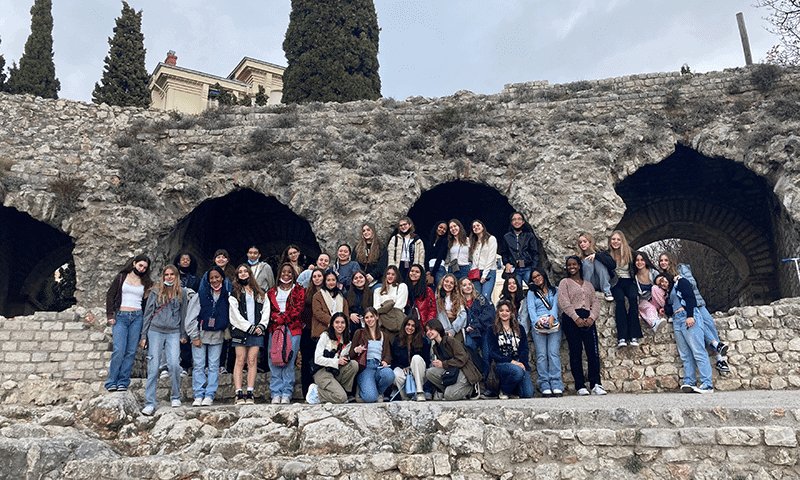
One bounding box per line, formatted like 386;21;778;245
695;305;720;348
515;266;532;289
473;269;496;304
673;310;712;388
532;328;564;392
495;362;535;398
583;258;611;296
432;265;447;288
105;310;143;390
269;333;301;398
451;264;470;281
191;342;223;399
358;358;395;402
145;330;181;407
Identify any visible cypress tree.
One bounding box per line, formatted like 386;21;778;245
92;2;151;108
5;0;60;99
282;0;381;103
0;37;6;91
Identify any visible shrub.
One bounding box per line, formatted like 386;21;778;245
114;134;137;148
117;183;158;209
403;133;426;151
273;111;300;128
247;149;292;171
767;97;800;121
48;176;83;215
750;63;783;93
195;154;214;171
181;183;204;202
119;144;165;186
664;89;681;110
567;80;593;92
197;106;234;130
429;106;463;131
249;127;278;152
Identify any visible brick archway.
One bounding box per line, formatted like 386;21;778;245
616;145;778;305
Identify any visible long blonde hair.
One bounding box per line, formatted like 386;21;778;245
157;265;183;305
436;273;466;315
576;232;597;260
609;230;632;266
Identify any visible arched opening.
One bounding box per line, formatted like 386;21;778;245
0;206;76;317
406;180;545;267
615;145;782;306
159;189;320;274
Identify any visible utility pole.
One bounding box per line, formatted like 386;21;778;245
737;12;753;65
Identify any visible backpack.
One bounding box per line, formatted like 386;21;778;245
270;324;294;366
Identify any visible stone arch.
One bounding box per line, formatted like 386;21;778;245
615;145;779;305
158;188;321;274
0;206;75;317
406;180;546;266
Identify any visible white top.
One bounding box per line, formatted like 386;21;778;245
276;287;291;312
400;238;412;263
373;283;409;311
470;235;498;279
447;241;470;267
120;281;144;310
245;292;255;325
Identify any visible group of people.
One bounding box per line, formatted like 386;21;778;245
104;214;730;415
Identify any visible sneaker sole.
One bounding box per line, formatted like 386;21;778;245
680;384;694;393
717;344;729;356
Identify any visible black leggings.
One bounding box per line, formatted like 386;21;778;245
561;313;601;391
611;278;642;340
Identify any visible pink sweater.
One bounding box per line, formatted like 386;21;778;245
557;277;600;322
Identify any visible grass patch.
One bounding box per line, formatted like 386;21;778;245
48;175;84;221
624;455;642;474
750;63;783;93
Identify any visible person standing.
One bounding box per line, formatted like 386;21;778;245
500;212;539;288
387;217;425;280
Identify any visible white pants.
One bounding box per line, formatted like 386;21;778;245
392;355;426;399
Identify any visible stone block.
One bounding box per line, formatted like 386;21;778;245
0;331;10;341
315;459;340;476
39;342;59;351
576;429;616;446
34;332;49;341
19;341;39;351
661;447;691;462
639;429;680;447
74;343;94;352
788;337;800;351
738;340;755;354
58;342;75;352
763;427;798;447
717;427;761;445
754;340;774;353
13;331;34;341
432;454;451;476
64;322;84;330
68;331;90;342
5;352;31;362
41;321;64;331
680;428;716;445
397;455;433;477
31;352;48;363
50;331;69;341
757;306;774;317
727;330;744;342
2;342;18;351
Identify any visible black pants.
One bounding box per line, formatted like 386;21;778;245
301;328;316;396
561;312;601;391
611;278;643;341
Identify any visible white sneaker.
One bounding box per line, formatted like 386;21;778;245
281;396;290;404
498;392;509;400
680;384;694;393
552;389;563;397
181;369;189;377
541;389;552;397
159;370;169;379
271;396;281;404
617;339;627;347
653;320;667;335
201;397;213;406
141;405;155;416
192;397;203;407
305;384;320;404
604;294;614;301
577;388;590;396
629;339;639;347
171;399;181;408
591;384;607;395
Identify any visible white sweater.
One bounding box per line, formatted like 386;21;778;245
470;235;498;280
373;283;408;311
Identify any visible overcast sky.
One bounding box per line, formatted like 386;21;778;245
0;1;780;103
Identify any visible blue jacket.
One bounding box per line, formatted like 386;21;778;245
487;326;530;370
466;295;495;338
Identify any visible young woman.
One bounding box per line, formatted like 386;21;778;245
300;267;326;396
424;318;482;401
446;219;471;281
557;256;605;396
387;217;426;281
595;231;642;347
350;307;395;403
307;313;358;404
576;233;613;301
633;251;667;334
346;270;373;335
391;316;430;401
658;274;714;393
373;266;408;344
280;244;304;277
105;254;153;392
139;265;187;415
297;252;331;288
174;252;200;292
487;300;535;399
312;271;350;340
499;276;529;334
184;266;230;405
658;253;729;372
434;273;467;340
332;244;360;295
500;212;540;288
355;223;386;289
404;263;437;327
212;249;236;282
470;219;498;303
426;221;449;288
246;245;275;292
266;263;305;404
526;268;563;397
228;264;268;405
460;277;495;381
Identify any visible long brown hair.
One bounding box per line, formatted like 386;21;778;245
659;252;680;276
362;306;383;341
379;266;403;296
398;316;424;351
355;223;383;266
469;219;491;257
436;273;465;315
232;264;264;302
157;265;182;305
493;300;521;336
304;267;326;306
609;230;633;266
447;219;468;248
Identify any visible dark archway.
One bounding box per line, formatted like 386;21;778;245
615;145;780;305
0;206;76;317
406;180;540;264
162;189;320;273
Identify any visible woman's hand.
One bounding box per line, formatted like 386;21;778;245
686;316;695;327
355;345;365;354
480;278;486;284
107;318;115;325
511;360;525;371
254;327;263;336
338;356;349;366
548;315;556;327
504;263;513;274
192;339;202;348
426;272;434;285
350;313;361;324
466;326;474;332
431;359;443;368
586;254;595;262
179;337;187;344
447;310;456;320
380;361;388;368
139;339;146;349
366;274;374;283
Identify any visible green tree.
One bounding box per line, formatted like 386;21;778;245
255;85;268;106
5;0;60;98
282;0;381;103
92;2;151;107
208;82;236;105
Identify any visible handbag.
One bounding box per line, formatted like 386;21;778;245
441;367;459;386
636;279;652;301
404;369;417;395
355;336;368;372
485;363;500;392
467;268;480;281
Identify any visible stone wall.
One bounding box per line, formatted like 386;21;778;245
3;296;799;403
2;65;800;314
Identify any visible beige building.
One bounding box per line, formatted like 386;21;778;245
149;51;285;114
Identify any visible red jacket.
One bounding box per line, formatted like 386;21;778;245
267;284;305;336
409;286;437;328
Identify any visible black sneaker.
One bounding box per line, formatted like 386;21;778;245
716;360;730;372
116;385;127;392
106;385;117;392
715;342;729;356
245;391;255;405
235;391;245;405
